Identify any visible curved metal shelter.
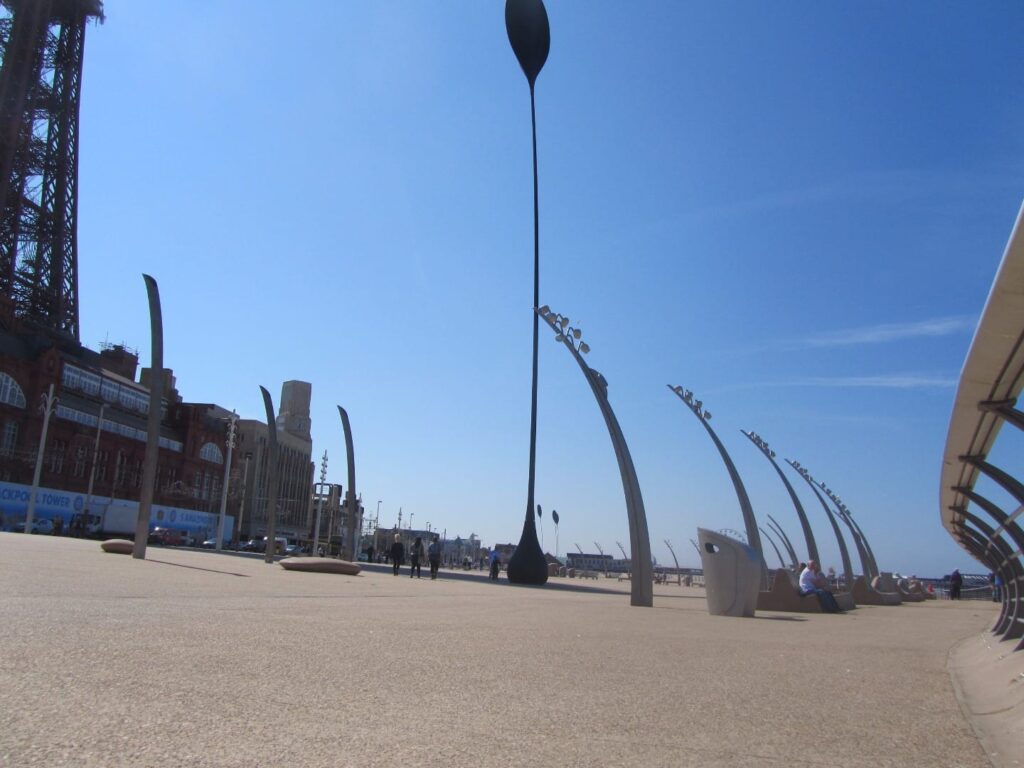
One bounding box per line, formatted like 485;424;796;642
941;202;1024;650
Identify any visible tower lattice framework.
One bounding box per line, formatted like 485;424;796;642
0;0;103;341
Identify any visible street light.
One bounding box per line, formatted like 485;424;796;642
83;402;105;530
663;539;681;585
668;384;765;586
236;451;252;546
24;383;57;535
215;410;238;552
740;429;820;567
312;450;328;557
505;0;551;588
817;478;879;579
539;306;654;607
784;459;855;588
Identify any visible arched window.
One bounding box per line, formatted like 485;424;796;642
199;442;224;464
0;372;27;408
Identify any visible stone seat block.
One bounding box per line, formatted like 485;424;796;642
100;539;133;555
279;557;360;575
852;575;902;605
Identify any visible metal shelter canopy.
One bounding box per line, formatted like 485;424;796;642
941;202;1024;541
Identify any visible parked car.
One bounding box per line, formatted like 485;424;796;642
147;527;184;546
284;543;303;556
240;538;264;552
14;518;54;535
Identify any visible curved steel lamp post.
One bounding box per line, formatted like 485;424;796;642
765;514;798;567
133;274;165;559
538;306;653;606
668;386;766;581
817;483;878;580
759;526;788;569
505;0;551;587
260;387;280;564
741;430;820;566
338;406;358;561
664;539;681;584
786;460;854;587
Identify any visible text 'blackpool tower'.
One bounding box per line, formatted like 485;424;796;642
0;0;103;342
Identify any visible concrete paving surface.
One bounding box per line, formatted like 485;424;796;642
0;533;1008;767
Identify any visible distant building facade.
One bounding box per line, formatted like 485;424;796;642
0;316;238;528
234;380;314;541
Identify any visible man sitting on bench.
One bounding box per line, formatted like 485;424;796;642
799;560;843;613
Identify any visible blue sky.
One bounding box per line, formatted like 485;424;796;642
73;1;1023;577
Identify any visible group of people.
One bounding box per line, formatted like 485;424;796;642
388;534;443;579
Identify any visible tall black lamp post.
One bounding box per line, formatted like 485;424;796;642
506;0;551;586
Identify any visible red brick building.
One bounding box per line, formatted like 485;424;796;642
0;308;239;520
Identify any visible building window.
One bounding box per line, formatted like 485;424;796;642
95;450;108;483
0;372;27;408
1;420;18;455
199;442;224;464
72;445;87;478
61;364;100;397
48;439;66;474
115;451;127;487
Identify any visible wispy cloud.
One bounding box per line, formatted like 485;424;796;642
715;374;958;392
789;316;975;349
767;375;957;389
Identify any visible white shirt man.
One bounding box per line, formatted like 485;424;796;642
798;559;843;612
799;561;824;594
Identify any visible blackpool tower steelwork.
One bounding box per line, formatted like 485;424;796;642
0;0;103;341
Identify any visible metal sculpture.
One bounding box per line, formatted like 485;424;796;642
766;514;798;567
505;0;551;587
132;274;164;559
668;387;766;583
338;405;358;561
759;526;788;569
0;0;104;339
741;430;820;565
786;460;854;588
538;307;653;606
260;386;280;564
817;481;879;579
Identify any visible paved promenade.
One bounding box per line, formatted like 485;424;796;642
0;533;1003;767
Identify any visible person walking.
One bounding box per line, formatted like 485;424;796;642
949;569;963;600
409;536;425;579
489;549;500;581
427;536;441;580
389;534;405;576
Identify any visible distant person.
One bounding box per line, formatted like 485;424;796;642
993;573;1002;602
409;536;425;579
52;517;63;536
949;569;963;600
366;545;375;564
427;536;441;580
799;559;842;613
389;534;405;576
489;550;500;581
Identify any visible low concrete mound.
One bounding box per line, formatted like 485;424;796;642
100;539;133;555
852;575;902;605
278;557;360;575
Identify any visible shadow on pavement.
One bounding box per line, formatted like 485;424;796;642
146;558;250;577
